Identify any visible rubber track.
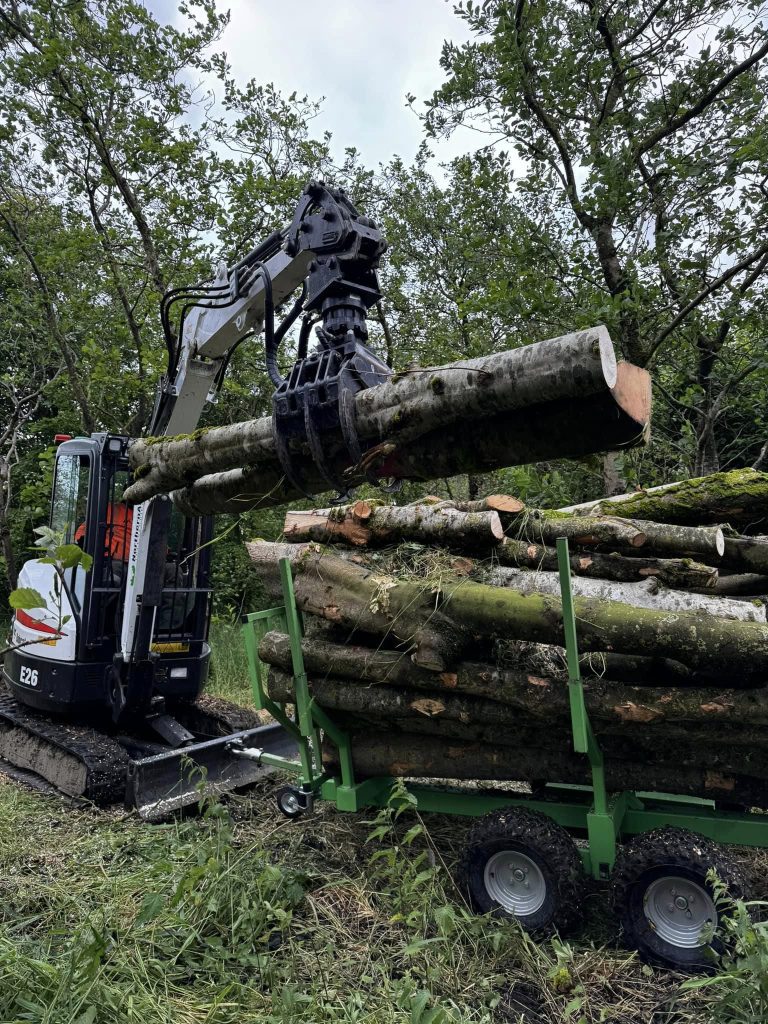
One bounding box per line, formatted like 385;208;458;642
0;692;129;804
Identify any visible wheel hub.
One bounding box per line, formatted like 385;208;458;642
484;850;546;917
644;875;716;949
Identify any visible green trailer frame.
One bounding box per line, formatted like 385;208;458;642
241;538;768;881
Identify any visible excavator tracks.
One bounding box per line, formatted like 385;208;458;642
0;690;129;804
0;688;293;817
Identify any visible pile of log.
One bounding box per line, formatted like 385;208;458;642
124;327;651;513
249;476;768;807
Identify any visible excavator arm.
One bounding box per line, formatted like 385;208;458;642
119;181;390;713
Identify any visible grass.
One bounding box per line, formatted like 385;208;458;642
0;624;767;1022
208;617;256;706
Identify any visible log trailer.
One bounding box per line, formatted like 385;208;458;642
239;542;768;970
1;182;391;816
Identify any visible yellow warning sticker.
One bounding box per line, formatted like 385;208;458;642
150;641;190;654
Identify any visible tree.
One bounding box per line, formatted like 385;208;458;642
422;0;768;474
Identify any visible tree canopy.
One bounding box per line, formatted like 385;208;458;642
1;0;766;606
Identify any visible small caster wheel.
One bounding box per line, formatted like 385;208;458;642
275;785;313;819
611;827;747;971
458;807;584;936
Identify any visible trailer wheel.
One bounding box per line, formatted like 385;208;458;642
611;827;746;970
459;807;584;935
275;785;306;819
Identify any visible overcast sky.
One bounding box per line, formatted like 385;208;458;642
157;0;478;169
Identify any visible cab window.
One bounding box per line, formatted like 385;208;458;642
51;453;90;544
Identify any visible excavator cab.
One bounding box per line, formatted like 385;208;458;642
5;433;212;717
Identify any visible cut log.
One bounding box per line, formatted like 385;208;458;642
699;574;768;597
511;514;648;549
246;542;768;679
260;645;768;726
449;494;525;515
126;327;623;503
328;714;768;784
487;567;765;622
559;469;768;532
510;514;724;560
720;537;768;575
321;732;768;806
496;538;718;590
282;502;504;548
126;347;651;514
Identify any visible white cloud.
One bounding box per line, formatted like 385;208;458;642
212;0;477;168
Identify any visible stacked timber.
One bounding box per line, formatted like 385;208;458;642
248;476;768;807
123;327;651;513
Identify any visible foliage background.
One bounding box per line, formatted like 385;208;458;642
1;0;767;621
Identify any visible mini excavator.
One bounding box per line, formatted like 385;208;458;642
1;182;390;818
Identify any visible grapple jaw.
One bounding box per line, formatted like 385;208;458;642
269;181;393;498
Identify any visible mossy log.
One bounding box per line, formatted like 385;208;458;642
496;538;718;590
259;627;697;690
487;567;764;622
126;327;626;504
282;501;504;548
559;469;768;532
126;344;650;514
321;732;768;806
247;542;768;678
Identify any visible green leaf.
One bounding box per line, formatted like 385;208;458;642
74;1009;97;1024
9;588;46;611
136;891;165;924
56;543;88;569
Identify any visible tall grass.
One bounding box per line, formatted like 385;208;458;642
207;617;255;707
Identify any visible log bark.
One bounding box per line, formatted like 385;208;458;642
486;567;764;622
126;327;622;502
127;356;651;515
511;514;648;548
260;646;768;726
282;501;504;548
449;494;525;515
559;469;768;532
246;542;768;679
699;574;768;597
496;538;718;590
720;537;768;575
321;733;768;806
510;514;724;560
328;713;768;783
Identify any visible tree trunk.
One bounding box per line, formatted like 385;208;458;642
260;645;768;726
559;469;768;532
246;542;768;679
486;567;764;622
720;537;768;575
321;732;768;806
282;501;504;548
700;574;768;597
509;514;724;560
496;538;718;589
125;330;651;511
